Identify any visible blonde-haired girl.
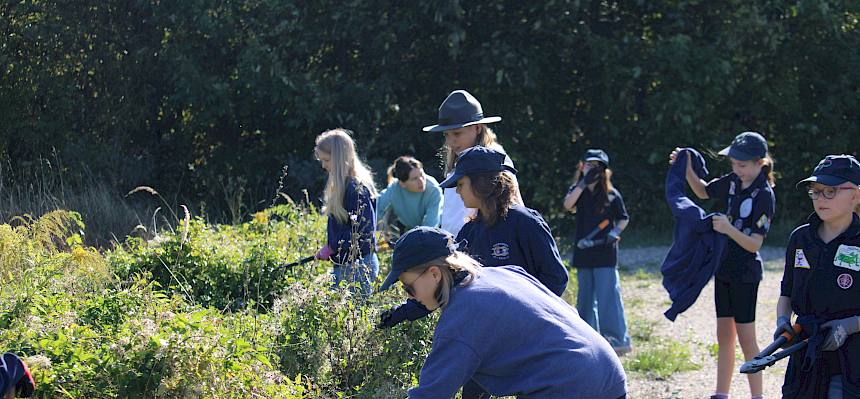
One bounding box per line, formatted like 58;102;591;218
314;128;379;295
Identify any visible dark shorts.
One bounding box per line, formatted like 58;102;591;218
714;278;759;323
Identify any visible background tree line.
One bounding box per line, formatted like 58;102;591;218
1;0;858;244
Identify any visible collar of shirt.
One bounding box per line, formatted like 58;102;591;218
806;212;860;244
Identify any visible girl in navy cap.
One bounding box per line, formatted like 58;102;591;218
443;146;569;297
670;131;776;399
376;156;444;245
380;146;568;399
775;154;860;399
563;148;632;355
313;128;379;295
380;226;627;399
422;90;522;237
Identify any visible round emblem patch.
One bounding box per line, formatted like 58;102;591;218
740;198;753;218
837;273;853;290
491;242;510;260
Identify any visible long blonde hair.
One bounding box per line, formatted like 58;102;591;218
443;125;498;174
315;129;378;223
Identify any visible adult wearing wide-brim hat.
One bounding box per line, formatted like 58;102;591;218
381;226;628;399
422;90;522;238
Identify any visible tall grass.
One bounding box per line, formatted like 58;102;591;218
0;154;154;246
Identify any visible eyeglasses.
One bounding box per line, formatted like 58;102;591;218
402;268;429;297
807;186;857;200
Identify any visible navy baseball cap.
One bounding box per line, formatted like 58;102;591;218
796;154;860;188
582;149;609;166
380;227;457;291
718;131;768;161
438;146;517;189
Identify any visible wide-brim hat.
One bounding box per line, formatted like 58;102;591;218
422;90;501;132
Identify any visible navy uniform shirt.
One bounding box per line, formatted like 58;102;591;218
572;187;629;268
456;205;569;296
705;171;775;283
779;213;860;397
326;178;376;265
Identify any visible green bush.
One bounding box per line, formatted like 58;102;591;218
1;206;435;398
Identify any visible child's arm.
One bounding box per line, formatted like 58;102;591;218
712;216;765;252
683;152;709;199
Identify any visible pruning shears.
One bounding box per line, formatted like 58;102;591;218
740;323;805;374
278;255;316;271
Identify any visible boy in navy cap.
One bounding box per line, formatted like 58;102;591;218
1;352;35;398
381;226;627;399
776;154;860;399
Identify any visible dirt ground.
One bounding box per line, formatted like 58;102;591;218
617;246;788;399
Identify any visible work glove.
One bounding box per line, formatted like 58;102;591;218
376;300;431;329
584;166;602;185
773;315;796;348
315;245;334;261
1;352;35;397
607;226;622;243
820;316;860;351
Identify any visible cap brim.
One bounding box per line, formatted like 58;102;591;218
583;157;607;166
718;146;757;161
438;172;463;189
422;116;502;132
795;175;848;189
379;270;401;292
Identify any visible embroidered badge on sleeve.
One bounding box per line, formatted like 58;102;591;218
795;249;811;269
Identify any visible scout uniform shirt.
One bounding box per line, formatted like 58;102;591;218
780;213;860;398
456;204;569;296
571;187;629;268
705;170;775;282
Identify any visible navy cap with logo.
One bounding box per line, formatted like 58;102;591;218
796;154;860;188
718;131;768;161
438;146;518;189
582;149;610;167
422;90;502;132
380;226;457;291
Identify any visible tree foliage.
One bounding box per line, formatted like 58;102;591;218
2;1;858;234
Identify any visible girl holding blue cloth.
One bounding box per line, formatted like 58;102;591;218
670;131;776;399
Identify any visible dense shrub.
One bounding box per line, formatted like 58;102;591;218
1;206;436;398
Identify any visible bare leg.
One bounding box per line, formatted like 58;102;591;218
736;321;763;397
716;317;737;395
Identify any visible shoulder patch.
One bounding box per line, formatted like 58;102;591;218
795;249;810;269
834;245;860;271
756;214;770;230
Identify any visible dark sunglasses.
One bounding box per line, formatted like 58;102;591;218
402;268;430;297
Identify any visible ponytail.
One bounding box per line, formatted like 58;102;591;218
761;154;776;188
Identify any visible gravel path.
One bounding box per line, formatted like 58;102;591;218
616;246;787;399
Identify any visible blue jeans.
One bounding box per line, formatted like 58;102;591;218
332;253;379;296
576;267;631;348
828;375;843;399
